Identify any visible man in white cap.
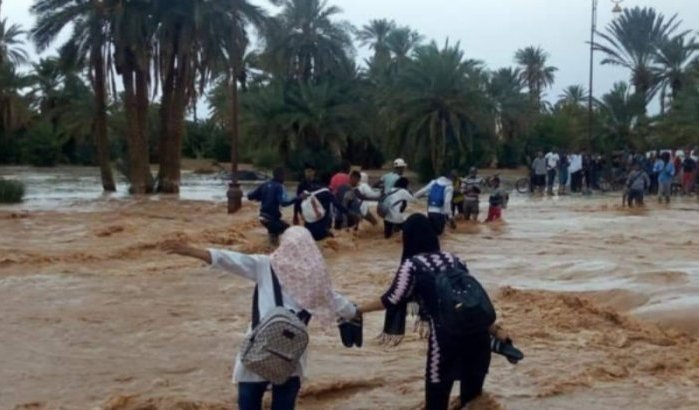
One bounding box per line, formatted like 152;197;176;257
379;158;408;195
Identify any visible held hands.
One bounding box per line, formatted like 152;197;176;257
490;323;511;342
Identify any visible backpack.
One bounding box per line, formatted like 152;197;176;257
340;186;362;216
416;257;496;338
240;270;310;385
428;182;447;208
300;188;329;223
377;189;399;218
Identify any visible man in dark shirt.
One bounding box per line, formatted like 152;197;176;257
681;154;697;195
247;167;297;244
294;164;323;225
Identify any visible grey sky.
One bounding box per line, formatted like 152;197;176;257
4;0;699;112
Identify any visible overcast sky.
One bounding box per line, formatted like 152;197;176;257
4;0;699;112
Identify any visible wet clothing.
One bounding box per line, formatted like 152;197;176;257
486;206;502;222
626;170;650;192
207;248;356;384
303;190;348;241
627;189;645;207
428;213;448;236
260;218;289;237
461;176;483;220
329;173;350;195
486;188;507;222
451;178;465;216
293;178;324;221
248;180;296;238
382;188;416;225
415;177;455;218
384;221;403;239
238;377;301;410
248;180;296;221
381;252;491;408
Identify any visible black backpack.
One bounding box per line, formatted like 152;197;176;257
416;257;496;338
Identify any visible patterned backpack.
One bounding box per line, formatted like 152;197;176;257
240;270;311;385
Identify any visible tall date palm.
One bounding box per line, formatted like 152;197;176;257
30;0;116;191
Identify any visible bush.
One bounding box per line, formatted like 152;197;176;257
22;122;62;167
0;178;25;203
252;147;282;171
205;131;232;163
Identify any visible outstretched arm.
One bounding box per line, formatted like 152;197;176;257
163;242;261;280
164;243;212;264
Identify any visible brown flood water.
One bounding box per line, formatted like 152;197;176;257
1;187;698;409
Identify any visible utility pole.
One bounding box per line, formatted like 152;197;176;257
588;0;598;152
589;0;624;152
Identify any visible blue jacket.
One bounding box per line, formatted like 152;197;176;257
247;180;296;219
654;161;676;184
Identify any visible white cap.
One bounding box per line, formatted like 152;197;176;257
393;158;408;168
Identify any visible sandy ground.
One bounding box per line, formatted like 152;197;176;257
1;191;698;410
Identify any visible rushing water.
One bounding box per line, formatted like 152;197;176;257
0;166;261;210
1;166;697;409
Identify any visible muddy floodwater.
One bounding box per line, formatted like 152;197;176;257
1;167;698;410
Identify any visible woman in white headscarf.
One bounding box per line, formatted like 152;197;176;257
164;227;357;410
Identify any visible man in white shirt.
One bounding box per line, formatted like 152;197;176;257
415;174;454;235
545;150;560;195
568;153;583;193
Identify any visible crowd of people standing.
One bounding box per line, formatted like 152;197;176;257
530;147;699;207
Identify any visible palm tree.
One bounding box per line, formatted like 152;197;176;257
558;85;588;107
262;0;354;83
151;0;267;194
240;79;357;164
514;46;557;107
0;64;31;137
111;0;155;194
593;6;688;106
0;18;29;67
386;26;423;61
357;18;395;66
487;67;532;165
653;34;699;112
30;0;117;191
387;41;491;175
595;82;646;150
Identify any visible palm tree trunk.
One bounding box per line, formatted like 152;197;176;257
135;67;154;193
122;69;145;193
157;52;176;193
167;62;189;192
92;41;116;192
660;85;666;116
122;65;153;194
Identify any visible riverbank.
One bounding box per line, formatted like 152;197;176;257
1;183;698;409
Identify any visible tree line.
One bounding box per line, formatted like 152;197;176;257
0;1;697;191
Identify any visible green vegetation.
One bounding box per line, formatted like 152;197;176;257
0;178;25;203
0;2;696;188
